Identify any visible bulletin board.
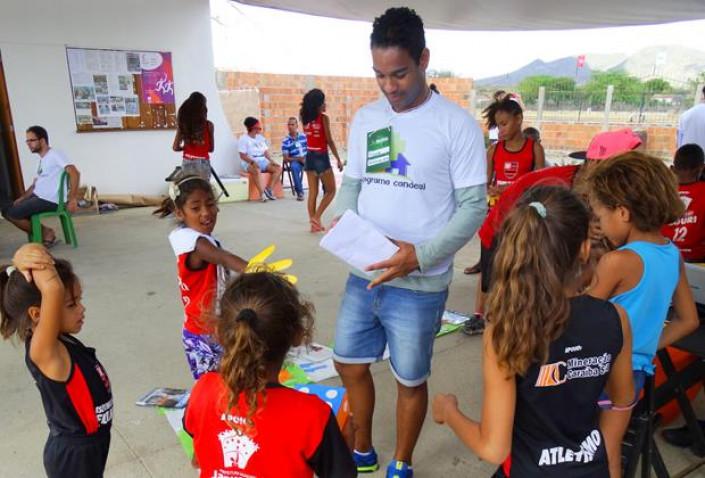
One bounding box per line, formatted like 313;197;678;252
66;47;177;132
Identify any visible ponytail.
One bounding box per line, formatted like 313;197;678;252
217;307;267;432
482;94;523;130
216;272;314;433
487;186;589;376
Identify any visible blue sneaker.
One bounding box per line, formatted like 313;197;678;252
353;448;379;473
386;460;413;478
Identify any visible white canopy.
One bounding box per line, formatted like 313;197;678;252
234;0;705;30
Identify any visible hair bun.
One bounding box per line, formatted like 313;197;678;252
236;308;258;327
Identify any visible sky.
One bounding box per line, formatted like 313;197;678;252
210;0;705;80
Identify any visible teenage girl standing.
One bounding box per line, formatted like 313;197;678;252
300;89;343;233
173;91;214;180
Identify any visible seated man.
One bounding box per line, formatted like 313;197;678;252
2;125;80;246
281;116;307;201
662;143;705;262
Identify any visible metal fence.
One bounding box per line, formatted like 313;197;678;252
473;83;703;127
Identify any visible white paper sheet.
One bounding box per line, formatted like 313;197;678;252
319;210;398;275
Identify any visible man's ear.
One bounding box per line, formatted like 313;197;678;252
419;48;430;71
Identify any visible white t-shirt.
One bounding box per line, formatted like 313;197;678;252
488;126;499;142
33;149;69;204
678;103;705;151
238;134;268;159
346;93;486;276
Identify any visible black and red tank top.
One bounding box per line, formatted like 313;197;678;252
183;122;211;160
25;334;113;438
493;138;535;187
498;295;623;478
304;114;328;152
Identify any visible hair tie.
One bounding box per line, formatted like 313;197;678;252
236;308;258;327
529;201;547;218
5;265;16;276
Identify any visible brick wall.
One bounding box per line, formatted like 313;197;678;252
217;71;473;151
217;71;677;160
531;122;677;160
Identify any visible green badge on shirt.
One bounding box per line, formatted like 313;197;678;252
366;126;392;173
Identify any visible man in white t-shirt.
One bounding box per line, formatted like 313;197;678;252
678;85;705;152
2;125;80;245
330;8;487;476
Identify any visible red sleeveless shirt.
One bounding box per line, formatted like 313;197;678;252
304;115;328;152
183;123;211;160
492;138;535;187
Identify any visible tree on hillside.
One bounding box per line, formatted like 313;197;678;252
517;75;576;105
644;78;672;93
582;71;643;106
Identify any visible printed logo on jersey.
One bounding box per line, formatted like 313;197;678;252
535;353;613;388
363;130;429;191
538;429;603;466
218;429;260;469
95;363;111;392
95;399;113;426
503;160;520;180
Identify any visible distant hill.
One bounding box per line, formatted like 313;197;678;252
476;45;705;88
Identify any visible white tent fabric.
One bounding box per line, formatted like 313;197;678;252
234;0;705;30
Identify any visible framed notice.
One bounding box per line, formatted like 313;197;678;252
66;47;177;132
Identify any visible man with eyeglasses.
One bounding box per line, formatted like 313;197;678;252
2;125;80;246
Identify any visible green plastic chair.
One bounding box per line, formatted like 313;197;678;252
29;170;78;248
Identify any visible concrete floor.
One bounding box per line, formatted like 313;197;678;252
2;196;705;477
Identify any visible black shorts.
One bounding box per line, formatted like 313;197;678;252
44;431;111;478
2;194;57;220
480;238;499;294
305;150;332;175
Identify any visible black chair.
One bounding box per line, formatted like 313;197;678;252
622;375;670;478
281;161;296;196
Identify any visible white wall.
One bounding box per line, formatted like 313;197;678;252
0;0;237;196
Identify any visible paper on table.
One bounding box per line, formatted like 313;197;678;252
319;210;399;275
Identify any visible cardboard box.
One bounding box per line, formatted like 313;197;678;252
213;177;248;203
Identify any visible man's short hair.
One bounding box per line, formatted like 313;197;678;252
26;125;48;143
370;7;425;64
674;143;705;171
288;117;298;123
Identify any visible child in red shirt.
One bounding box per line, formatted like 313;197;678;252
662;144;705;262
184;271;356;478
154;176;247;379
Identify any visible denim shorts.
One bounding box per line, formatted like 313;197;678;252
598;370;647;410
305;150;332;175
333;274;448;387
241;157;269;173
181;159;211;180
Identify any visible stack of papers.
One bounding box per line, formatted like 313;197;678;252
319;210;398;274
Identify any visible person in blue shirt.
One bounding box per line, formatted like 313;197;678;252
281;117;308;201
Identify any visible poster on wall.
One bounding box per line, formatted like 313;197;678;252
66;47;177;132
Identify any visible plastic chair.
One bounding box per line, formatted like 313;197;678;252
29;170;78;247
